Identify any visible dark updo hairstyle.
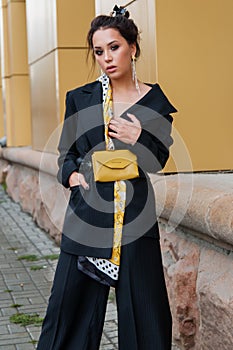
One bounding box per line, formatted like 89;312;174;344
87;14;141;64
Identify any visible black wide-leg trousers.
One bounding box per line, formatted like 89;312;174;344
37;237;172;350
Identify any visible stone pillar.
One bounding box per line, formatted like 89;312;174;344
25;0;95;152
0;0;31;146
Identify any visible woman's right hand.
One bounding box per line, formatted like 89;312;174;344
69;171;89;190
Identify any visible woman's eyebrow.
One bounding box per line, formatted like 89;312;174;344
94;40;119;49
107;40;119;46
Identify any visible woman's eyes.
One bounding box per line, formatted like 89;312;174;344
94;50;103;56
111;45;119;51
94;45;119;56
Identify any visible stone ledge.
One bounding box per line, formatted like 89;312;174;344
1;147;233;248
150;173;233;248
1;146;58;177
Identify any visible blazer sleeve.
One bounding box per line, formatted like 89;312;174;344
127;84;176;173
57;92;80;188
129;113;173;173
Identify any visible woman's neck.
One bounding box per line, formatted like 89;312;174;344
109;77;152;117
111;77;142;104
111;78;136;96
111;78;151;103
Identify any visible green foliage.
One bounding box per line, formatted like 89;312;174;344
29;340;38;345
108;289;116;303
17;253;59;263
1;182;7;191
10;313;44;327
17;255;40;262
10;304;23;308
42;254;59;261
30;265;45;271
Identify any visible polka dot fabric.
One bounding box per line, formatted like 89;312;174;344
86;257;119;280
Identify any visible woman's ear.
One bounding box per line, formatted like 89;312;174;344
130;43;137;58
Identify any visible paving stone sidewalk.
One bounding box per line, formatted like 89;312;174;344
0;186;179;350
0;186;117;350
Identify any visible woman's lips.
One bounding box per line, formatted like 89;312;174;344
106;66;117;73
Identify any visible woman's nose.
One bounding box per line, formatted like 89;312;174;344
104;51;112;62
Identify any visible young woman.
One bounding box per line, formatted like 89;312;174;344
37;6;176;350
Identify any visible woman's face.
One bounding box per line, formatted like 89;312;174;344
92;28;136;80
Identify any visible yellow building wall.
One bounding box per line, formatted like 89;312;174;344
0;0;31;147
1;0;231;171
26;0;95;152
0;7;3;138
0;60;4;138
156;0;233;171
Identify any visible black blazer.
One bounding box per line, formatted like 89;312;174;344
57;81;177;258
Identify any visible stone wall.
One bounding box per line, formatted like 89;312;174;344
0;147;69;244
160;223;233;349
0;147;233;349
152;173;233;349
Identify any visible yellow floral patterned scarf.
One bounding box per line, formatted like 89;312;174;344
78;74;126;286
104;83;126;267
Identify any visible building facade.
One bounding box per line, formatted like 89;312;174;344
0;0;232;171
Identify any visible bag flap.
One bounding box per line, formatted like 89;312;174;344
101;158;133;169
92;150;137;169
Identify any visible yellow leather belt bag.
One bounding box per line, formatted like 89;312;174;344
92;149;139;182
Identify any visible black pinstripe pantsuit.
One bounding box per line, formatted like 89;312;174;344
37;236;172;350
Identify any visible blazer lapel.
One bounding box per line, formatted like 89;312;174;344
78;81;105;149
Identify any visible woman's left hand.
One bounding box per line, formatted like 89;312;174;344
108;113;142;145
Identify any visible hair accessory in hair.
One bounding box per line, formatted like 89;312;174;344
110;0;137;18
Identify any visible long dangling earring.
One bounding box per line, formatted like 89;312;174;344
132;55;141;95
